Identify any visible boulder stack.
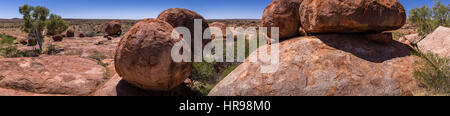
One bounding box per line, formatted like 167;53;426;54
209;0;416;96
114;18;192;91
261;0;406;43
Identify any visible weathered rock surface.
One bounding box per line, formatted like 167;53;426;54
417;26;450;57
105;21;122;36
157;8;210;46
262;0;302;39
115;18;192;91
209;35;420;96
0;55;107;95
299;0;406;34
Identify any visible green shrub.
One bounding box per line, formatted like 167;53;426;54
409;0;450;36
44;44;59;55
393;31;407;41
0;34;15;45
46;14;68;36
0;46;23;58
412;50;450;95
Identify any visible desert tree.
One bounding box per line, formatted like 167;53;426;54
19;5;49;50
47;14;68;36
409;0;450;36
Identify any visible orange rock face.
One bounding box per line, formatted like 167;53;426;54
0;55;106;95
262;0;303;39
299;0;406;34
114;18;192;91
209;36;419;96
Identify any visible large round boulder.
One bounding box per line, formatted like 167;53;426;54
105;21;122;36
209;35;420;96
157;8;210;46
114;18;192;91
262;0;303;39
299;0;406;34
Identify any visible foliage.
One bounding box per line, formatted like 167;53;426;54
0;34;15;45
46;14;68;36
412;50;450;95
19;5;49;50
409;0;450;37
0;46;23;58
44;44;59;55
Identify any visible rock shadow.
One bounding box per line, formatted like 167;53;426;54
116;79;201;96
315;34;413;63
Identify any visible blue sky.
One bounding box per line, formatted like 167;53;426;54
0;0;448;19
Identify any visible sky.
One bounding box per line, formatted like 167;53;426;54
0;0;448;19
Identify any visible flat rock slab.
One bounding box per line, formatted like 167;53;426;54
0;55;107;95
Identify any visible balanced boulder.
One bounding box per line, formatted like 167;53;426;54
209;35;419;96
115;18;192;91
262;0;303;39
299;0;406;34
105;21;122;36
157;8;210;46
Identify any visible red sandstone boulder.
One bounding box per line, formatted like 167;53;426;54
299;0;406;34
262;0;303;39
115;18;192;91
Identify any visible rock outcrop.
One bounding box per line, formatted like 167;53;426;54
0;55;107;95
115;18;192;91
417;26;450;57
299;0;406;34
209;35;420;96
105;21;122;36
262;0;302;39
